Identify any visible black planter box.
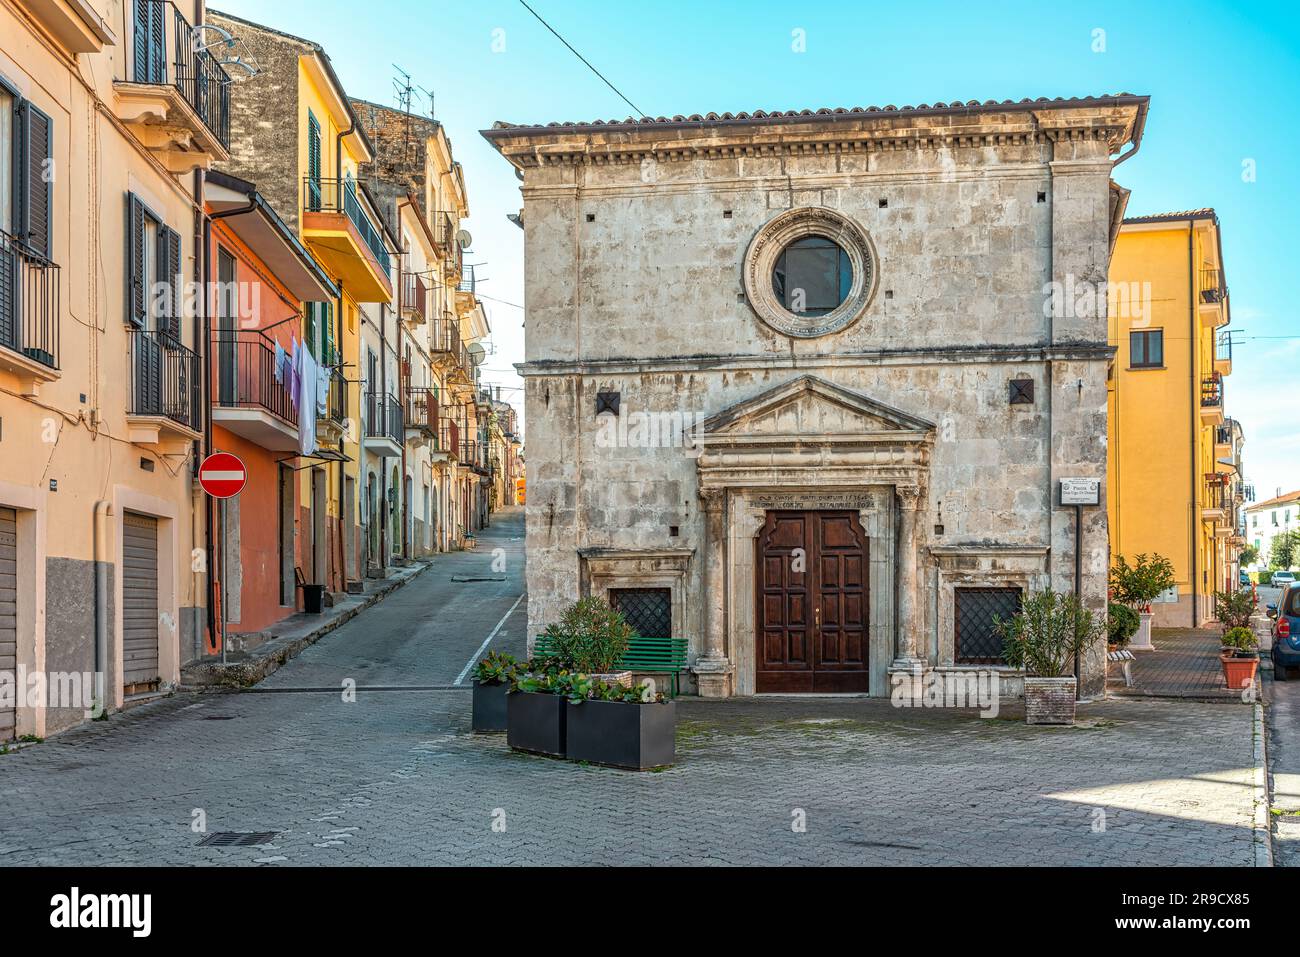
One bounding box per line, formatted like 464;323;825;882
507;691;566;757
565;699;676;770
472;681;509;732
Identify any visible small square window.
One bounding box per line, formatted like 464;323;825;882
1009;378;1034;404
955;587;1023;664
609;588;672;639
1130;329;1164;369
595;391;620;416
585;213;596;223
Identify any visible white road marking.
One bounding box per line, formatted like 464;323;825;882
454;592;525;686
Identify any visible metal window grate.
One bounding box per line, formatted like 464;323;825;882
954;587;1022;665
609;588;671;639
199;831;279;848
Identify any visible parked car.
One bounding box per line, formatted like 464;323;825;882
1273;571;1297;587
1240;570;1252;588
1268;583;1300;680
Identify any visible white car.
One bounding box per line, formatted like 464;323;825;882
1274;571;1298;587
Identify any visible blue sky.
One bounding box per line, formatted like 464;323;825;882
217;0;1298;497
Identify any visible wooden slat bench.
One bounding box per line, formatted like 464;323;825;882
531;635;689;697
1108;649;1135;688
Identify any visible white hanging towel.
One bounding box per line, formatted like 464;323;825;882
297;345;319;456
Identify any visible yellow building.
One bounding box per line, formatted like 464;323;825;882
1;0;231;738
1107;209;1244;626
210;11;394;596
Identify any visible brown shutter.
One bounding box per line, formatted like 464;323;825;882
22;102;52;259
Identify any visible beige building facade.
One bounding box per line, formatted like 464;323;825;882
486;96;1148;698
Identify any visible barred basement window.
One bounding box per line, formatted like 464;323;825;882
954;587;1023;665
609;588;671;639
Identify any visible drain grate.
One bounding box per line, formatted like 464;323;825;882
199;831;279;847
201;715;237;721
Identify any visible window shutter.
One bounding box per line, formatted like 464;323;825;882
161;226;181;340
132;0;151;82
0;238;15;350
126;193;147;328
322;301;335;364
21;103;52;259
305;303;317;357
149;1;167;84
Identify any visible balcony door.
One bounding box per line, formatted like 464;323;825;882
132;0;168;85
216;248;238;405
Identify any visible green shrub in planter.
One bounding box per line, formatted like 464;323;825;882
537;597;633;673
564;678;675;771
471;651;519;733
1221;626;1258;658
1109;553;1176;612
1107;602;1140;647
996;590;1104;726
1214;590;1257;631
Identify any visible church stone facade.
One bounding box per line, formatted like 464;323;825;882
484;95;1148;699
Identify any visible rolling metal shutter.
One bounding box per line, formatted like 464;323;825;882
0;508;17;740
122;512;160;689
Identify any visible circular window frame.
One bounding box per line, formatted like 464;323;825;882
743;207;879;339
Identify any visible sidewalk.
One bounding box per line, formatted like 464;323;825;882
1110;628;1251;702
180;561;432;689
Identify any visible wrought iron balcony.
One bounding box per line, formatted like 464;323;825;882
117;1;231;157
303;176;392;277
129;329;201;433
318;364;346;437
1200;375;1223;420
0;230;60;389
405;386;438;435
1199;267;1225;304
430;312;471;381
433;211;456;254
458;264;478;295
365;391;404;444
211;331;300;451
400;274;428;323
439;417;461;460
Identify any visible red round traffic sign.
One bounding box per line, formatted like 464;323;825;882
198;452;247;499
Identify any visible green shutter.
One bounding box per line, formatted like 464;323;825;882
305;303;317;358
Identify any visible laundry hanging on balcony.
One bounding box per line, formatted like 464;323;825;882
295;343;319;457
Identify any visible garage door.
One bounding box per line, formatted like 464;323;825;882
122;512;160;692
0;507;16;741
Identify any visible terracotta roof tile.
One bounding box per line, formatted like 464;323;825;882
1123;208;1218;224
1249;490;1300;511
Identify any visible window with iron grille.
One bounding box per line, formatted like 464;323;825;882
954;587;1023;664
609;588;671;638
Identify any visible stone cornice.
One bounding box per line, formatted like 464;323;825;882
484;99;1145;171
515;342;1116;377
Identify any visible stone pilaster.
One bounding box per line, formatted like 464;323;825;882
889;483;927;684
693;487;733;697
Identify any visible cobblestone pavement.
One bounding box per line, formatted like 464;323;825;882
1117;629;1248;700
0;511;1265;866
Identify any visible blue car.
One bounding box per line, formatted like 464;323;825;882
1269;583;1300;680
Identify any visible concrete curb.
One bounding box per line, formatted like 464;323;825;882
180;563;431;690
1253;701;1274;867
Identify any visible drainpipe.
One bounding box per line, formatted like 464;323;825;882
1188;224;1199;627
337;280;347;591
93;501;113;713
396;198;415;561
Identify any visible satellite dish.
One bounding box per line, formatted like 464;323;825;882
456;229;473;250
467;342;487;365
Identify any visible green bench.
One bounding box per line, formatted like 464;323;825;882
531;634;689;697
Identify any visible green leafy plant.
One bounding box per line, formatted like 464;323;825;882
1269;530;1300;570
538;597;634;673
1107;602;1140;647
1239;544;1260;567
473;650;521;686
1214;589;1257;631
1221;626;1258;657
1109;553;1177;611
995;590;1104;679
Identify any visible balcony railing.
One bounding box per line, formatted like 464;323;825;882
405;386;437;434
304;177;391;274
439;417;460;459
321;364;346;429
433;211;456;254
1199;267;1225;304
461;440;485;469
1200;375;1223;410
444;236;463;279
431;312;471;377
1215;331;1233;364
458;264;477;295
365;391;403;443
130;329;200;431
0;230;60;370
1214;424;1232;448
128;1;231;148
401;274;428;322
212;331;298;425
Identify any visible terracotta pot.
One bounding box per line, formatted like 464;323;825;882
1220;654;1258;691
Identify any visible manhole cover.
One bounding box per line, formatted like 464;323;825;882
199;831;279;847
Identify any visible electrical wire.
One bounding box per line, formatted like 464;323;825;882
517;0;644;118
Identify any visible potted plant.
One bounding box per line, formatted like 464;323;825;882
1109;553;1176;651
1219;626;1259;690
1107;602;1140;648
996;589;1103;726
471;651;519;733
506;665;570;758
537;597;634;687
563;677;676;771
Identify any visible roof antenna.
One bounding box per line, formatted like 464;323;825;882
418;85;437;123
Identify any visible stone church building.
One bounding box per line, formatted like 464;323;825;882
484;95;1148;698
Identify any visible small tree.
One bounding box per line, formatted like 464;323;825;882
1109;553;1177;611
539;597;634;673
995;590;1104;678
1269;530;1300;570
1213;589;1256;631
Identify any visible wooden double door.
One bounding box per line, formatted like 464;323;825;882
756;510;870;693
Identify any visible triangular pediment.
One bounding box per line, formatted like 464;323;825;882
702;375;935;438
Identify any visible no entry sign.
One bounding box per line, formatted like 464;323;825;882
198;452;247;499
